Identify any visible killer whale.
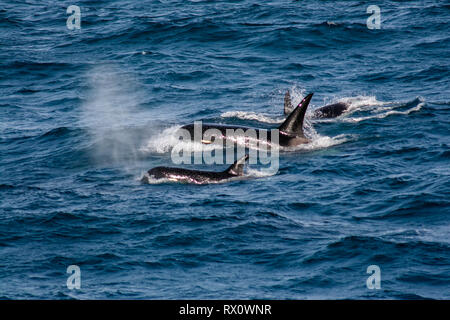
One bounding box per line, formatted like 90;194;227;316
142;155;249;184
181;93;314;148
284;91;349;118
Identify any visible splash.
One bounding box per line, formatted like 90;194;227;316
342;97;424;123
246;167;278;178
139;125;226;155
139;172;174;185
336;95;388;110
139;121;352;155
284;115;355;152
286;134;355;152
220;85;307;123
220;111;284;124
219;92;390;124
139;126;183;154
287;85;308;108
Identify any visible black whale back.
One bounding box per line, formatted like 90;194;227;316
144;155;249;184
313;102;348;118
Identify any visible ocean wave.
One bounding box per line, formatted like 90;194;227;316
221;92;391;124
284;133;355;152
342;99;424;123
0;184;15;190
40;126;73;138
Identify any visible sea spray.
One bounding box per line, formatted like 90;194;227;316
79;65;147;168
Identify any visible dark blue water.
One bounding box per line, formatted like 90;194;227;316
1;0;449;299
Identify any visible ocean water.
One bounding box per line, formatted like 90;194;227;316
0;0;449;299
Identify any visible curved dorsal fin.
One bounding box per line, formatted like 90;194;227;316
279;93;313;137
284;90;294;115
226;154;249;176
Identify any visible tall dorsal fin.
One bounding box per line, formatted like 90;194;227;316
226;154;249;176
278;93;313;137
284;90;294;115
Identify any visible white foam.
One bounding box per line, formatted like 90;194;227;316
139;125;228;155
282;118;355;151
284;133;356;152
246;167;278;178
220;85;307;123
343;100;424;123
139;126;182;154
138;118;353;156
311;95;424;123
338;95;388;109
220;111;284;124
140;172;173;184
221;93;392;124
284;85;307;114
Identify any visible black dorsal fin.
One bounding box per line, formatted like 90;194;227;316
226;154;249;176
278;93;313;137
284;90;294;115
